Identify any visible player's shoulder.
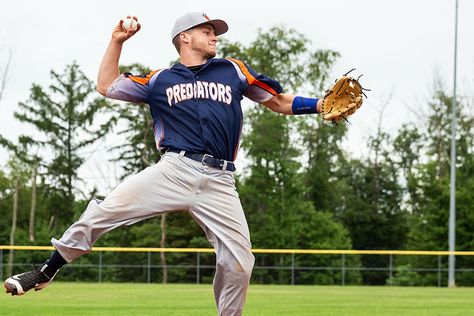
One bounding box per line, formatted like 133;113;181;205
221;58;254;72
217;58;255;83
126;68;167;85
213;58;252;75
215;57;246;66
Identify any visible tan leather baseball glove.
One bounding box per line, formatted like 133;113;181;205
321;69;369;125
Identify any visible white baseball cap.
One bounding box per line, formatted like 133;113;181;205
171;12;228;41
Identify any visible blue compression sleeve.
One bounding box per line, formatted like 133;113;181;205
292;96;319;115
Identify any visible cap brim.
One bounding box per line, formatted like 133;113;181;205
206;19;228;36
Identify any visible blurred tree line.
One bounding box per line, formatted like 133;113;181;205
1;26;473;286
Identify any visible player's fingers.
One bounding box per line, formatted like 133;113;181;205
126;26;140;35
112;21;125;35
117;19;125;29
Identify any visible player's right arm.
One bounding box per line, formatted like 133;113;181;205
97;17;140;96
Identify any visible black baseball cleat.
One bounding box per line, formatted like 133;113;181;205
4;268;54;296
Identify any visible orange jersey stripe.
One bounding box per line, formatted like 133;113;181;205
129;69;159;85
228;58;256;84
227;58;278;95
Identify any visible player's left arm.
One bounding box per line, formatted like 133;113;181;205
228;59;322;115
262;94;323;115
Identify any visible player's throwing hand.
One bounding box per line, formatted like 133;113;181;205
113;16;141;43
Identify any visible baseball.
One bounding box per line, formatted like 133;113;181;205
122;17;138;32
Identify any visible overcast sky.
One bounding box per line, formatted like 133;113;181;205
1;0;473;195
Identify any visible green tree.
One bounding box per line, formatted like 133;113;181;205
0;136;41;242
339;128;408;285
300;120;348;214
393;123;424;214
4;156;31;275
14;62;114;232
405;83;474;285
0;169;13;243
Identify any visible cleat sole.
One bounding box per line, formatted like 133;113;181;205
4;282;18;296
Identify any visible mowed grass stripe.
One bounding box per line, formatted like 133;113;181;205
1;283;474;315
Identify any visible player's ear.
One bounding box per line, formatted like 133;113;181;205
180;32;191;44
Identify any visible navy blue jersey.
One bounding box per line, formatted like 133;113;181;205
106;58;283;161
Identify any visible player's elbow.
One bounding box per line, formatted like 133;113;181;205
96;84;108;97
262;94;293;115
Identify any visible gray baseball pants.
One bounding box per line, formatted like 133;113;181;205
51;152;255;316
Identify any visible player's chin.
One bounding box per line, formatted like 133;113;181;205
205;50;217;59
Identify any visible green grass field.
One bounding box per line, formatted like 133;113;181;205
1;283;474;315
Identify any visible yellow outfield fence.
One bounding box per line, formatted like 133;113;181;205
2;246;474;287
1;245;474;255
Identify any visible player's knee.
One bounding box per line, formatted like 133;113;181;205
218;248;254;284
242;251;255;277
237;257;254;281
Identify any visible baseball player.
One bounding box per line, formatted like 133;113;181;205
4;12;322;315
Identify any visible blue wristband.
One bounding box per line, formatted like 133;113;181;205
292;96;319;115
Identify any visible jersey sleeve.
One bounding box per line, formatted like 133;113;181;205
106;70;160;104
226;58;283;103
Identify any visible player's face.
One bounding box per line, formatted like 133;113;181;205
189;24;218;59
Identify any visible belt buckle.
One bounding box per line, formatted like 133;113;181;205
201;154;213;166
